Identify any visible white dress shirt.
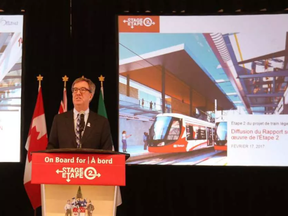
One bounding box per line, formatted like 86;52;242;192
73;108;89;135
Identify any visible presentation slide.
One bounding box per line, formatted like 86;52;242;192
0;15;23;162
118;15;288;166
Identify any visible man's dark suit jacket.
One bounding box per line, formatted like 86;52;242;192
47;110;113;150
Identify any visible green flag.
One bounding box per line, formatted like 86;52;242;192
97;86;112;150
97;81;122;206
98;87;107;118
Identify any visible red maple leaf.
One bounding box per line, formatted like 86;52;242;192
27;126;47;162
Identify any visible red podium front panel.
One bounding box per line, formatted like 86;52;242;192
31;153;126;186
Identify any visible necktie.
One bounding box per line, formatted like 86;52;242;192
76;114;81;148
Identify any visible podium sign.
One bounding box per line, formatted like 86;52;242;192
31;153;126;186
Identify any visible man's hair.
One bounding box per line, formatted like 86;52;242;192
72;77;96;97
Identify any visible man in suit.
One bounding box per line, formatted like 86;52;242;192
47;77;112;150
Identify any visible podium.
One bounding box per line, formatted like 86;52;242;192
31;149;129;216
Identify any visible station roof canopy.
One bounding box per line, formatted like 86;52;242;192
120;43;236;110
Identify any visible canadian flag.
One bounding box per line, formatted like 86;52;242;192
58;87;67;114
23;86;48;209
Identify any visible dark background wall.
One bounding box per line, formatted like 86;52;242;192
1;0;288;215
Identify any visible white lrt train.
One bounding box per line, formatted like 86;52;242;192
148;113;215;153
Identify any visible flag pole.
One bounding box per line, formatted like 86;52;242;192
62;75;68;112
35;74;42;216
37;74;43;88
62;75;69;89
99;75;105;88
58;75;69;114
98;75;105;99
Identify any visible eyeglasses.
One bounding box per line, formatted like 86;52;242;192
72;87;91;93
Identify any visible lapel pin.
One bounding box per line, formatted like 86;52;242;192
87;122;91;127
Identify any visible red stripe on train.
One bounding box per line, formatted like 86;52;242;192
148;141;208;153
214;145;227;151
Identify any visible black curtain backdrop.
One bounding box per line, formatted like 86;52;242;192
72;0;119;147
1;0;288;216
0;0;70;215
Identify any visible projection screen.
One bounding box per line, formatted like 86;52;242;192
118;14;288;166
0;15;23;162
